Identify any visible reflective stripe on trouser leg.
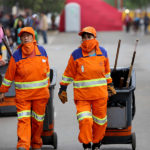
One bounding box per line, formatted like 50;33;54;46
31;98;48;149
75;100;93;144
16;100;32;150
92;98;107;143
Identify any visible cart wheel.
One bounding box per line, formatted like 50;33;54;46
53;132;57;149
131;132;136;150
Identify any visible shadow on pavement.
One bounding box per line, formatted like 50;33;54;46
102;148;131;150
0;147;54;150
101;145;132;150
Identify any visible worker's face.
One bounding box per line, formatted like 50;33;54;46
82;33;94;41
20;32;33;44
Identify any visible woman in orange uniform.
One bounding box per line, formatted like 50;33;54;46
0;27;50;150
58;26;116;150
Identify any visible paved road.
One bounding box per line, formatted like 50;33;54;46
0;30;150;150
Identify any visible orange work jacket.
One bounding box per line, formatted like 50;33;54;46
0;45;50;100
60;46;112;100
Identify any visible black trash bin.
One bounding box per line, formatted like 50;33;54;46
0;64;58;149
42;67;58;149
102;68;136;150
0;63;16;116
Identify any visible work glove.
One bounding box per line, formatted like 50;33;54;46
0;59;6;66
107;83;116;97
0;93;5;103
58;85;68;104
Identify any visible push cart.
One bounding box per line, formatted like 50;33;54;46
0;64;58;149
102;67;136;150
0;63;16;116
42;67;58;149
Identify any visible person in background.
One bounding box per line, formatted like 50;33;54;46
39;13;48;44
133;13;140;33
16;19;24;45
32;14;40;43
0;23;4;59
5;27;15;59
124;13;132;33
144;12;150;34
58;26;116;150
32;14;40;32
25;12;33;27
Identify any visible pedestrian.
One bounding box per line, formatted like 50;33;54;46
5;27;15;60
25;12;33;27
133;13;140;33
58;26;116;150
32;14;40;43
16;19;24;45
124;13;132;33
0;27;50;150
32;14;40;32
0;23;4;59
39;13;48;44
143;12;150;34
0;23;5;66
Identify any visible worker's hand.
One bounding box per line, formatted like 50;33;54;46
58;91;68;104
0;93;5;103
58;85;68;104
0;59;6;66
108;83;116;97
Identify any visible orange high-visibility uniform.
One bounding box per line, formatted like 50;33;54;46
60;46;112;144
0;45;50;150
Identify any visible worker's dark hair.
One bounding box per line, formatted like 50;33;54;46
81;32;94;38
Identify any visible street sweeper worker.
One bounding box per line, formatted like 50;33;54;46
0;27;50;150
58;26;116;150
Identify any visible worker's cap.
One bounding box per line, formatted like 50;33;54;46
78;26;96;38
32;14;37;18
18;27;35;39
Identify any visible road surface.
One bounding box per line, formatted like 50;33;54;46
0;30;150;150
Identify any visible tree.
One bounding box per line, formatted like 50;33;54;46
0;0;65;14
124;0;150;9
104;0;150;9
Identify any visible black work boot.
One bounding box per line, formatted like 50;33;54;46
83;142;91;150
17;148;26;150
92;141;101;150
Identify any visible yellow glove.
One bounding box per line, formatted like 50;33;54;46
58;85;68;104
108;83;116;97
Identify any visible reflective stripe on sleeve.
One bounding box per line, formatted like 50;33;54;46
105;73;111;79
2;78;12;86
17;110;31;119
32;111;45;122
77;111;92;121
47;72;50;78
73;78;107;88
61;75;74;84
93;115;107;125
15;78;48;90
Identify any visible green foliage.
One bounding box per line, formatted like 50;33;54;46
104;0;150;9
104;0;115;6
39;0;66;14
124;0;150;9
0;0;65;14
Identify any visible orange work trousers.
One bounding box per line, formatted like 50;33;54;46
75;98;107;144
16;98;48;150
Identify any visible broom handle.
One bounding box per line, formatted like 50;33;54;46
114;39;121;71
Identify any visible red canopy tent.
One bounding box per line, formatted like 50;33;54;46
59;0;123;32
